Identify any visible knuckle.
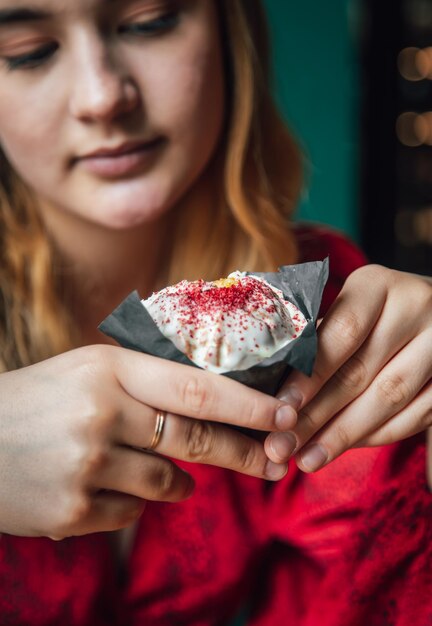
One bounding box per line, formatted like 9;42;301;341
327;311;363;345
91;406;118;437
351;264;388;285
334;355;368;393
80;446;110;478
67;345;112;382
251;395;272;428
179;374;213;416
240;394;264;429
299;407;320;432
333;422;351;449
150;462;176;499
309;364;327;387
74;344;104;365
185;419;215;461
237;442;261;475
60;442;90;482
75;398;117;441
75;344;115;368
375;373;410;408
55;494;92;535
73;397;101;434
68;495;92;527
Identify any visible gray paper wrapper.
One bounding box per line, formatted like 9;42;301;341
99;259;329;396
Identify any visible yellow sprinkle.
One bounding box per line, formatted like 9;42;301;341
213;276;239;288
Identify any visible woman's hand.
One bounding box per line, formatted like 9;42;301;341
0;345;295;539
264;265;432;474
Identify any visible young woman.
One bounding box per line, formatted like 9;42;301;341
0;1;431;624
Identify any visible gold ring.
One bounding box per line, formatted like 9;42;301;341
148;410;166;450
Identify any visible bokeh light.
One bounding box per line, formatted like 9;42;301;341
396;111;432;146
398;46;432;81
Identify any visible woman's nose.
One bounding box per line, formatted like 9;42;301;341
69;44;140;123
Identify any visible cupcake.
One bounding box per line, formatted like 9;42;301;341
99;259;328;394
141;271;307;374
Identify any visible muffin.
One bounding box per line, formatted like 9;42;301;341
99;259;328;394
142;271;307;373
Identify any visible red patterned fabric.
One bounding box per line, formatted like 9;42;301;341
1;225;431;626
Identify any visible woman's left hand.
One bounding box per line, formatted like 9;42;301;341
264;265;432;474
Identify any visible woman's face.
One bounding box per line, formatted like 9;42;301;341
0;0;225;229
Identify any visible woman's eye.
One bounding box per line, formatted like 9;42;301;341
3;42;58;71
119;11;180;37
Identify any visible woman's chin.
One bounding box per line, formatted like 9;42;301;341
85;181;174;229
66;185;170;230
90;207;166;231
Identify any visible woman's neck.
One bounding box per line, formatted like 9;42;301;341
38;201;169;343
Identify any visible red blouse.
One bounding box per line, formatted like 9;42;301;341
1;225;431;626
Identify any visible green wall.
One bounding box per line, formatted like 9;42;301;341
263;0;360;240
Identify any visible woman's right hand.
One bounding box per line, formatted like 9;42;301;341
0;345;294;540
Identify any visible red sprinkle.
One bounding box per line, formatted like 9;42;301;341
160;278;279;329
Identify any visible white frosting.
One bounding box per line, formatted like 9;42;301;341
142;271;307;373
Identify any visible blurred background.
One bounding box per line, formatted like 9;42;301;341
263;0;432;276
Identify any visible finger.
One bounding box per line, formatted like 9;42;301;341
277;266;388;409
112;348;297;431
49;491;147;539
294;330;432;472
111;397;168;449
270;308;414;458
90;445;195;502
114;396;287;480
354;380;432;447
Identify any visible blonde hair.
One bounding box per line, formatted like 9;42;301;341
0;0;302;371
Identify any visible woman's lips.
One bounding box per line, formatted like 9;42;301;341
76;138;164;178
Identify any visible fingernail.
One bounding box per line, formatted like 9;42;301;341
300;443;328;472
277;386;303;410
275;405;297;430
269;432;297;461
265;460;288;481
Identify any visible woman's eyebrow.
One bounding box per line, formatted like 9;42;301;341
0;0;124;26
0;7;51;26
